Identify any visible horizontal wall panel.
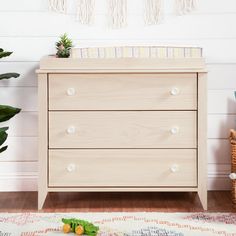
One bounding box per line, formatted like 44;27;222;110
1;112;37;137
0;0;109;14
1;112;236;139
0;137;37;162
0;62;235;89
207;64;236;89
0;0;236;14
208;163;231;190
0;87;37;111
0;176;230;191
208;177;231;191
208;114;236;139
0;137;232;164
208;90;236;114
0;0;48;11
208;163;231;176
207;139;231;164
0;138;232;164
0;162;37;175
1;62;236;90
0;108;234;140
2;61;236;90
196;0;236;13
0;62;38;87
0;163;228;178
2;87;236;114
0;176;37;192
1;13;236;39
1;38;236;63
0;37;54;62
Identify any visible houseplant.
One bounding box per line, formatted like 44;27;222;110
0;48;21;153
56;33;73;58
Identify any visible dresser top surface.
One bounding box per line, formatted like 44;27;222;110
37;56;207;74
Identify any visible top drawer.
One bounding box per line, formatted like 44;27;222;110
49;74;197;110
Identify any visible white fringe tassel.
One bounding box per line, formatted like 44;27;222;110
49;0;67;13
176;0;198;15
144;0;163;25
77;0;95;25
108;0;127;28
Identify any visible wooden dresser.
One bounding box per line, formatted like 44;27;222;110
37;56;207;210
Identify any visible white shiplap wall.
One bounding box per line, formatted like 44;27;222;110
0;0;236;191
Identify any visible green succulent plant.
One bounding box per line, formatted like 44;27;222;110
56;33;73;58
0;49;21;153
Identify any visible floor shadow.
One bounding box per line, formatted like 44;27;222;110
1;191;235;213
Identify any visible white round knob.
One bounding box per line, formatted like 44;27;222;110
170;164;179;173
67;163;76;172
170;126;179;135
229;173;236;180
67;126;76;134
67;87;76;96
170;87;180;96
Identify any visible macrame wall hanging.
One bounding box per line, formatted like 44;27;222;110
144;0;163;25
49;0;67;13
48;0;198;27
175;0;198;15
108;0;127;28
76;0;95;25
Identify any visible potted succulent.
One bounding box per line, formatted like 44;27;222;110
0;48;21;153
56;33;73;58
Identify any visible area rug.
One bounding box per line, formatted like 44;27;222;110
0;212;236;236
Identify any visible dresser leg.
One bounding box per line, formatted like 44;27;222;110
197;72;208;211
198;190;207;210
38;190;47;210
38;73;48;211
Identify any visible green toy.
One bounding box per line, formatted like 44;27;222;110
62;218;99;236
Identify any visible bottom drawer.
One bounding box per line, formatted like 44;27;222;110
49;149;197;187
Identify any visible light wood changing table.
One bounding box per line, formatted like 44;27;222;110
37;56;207;210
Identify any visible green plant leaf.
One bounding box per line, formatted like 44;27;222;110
0;73;20;80
0;105;21;122
0;145;8;153
0;130;8;146
0;49;20;154
0;127;9;132
0;51;12;59
56;34;73;58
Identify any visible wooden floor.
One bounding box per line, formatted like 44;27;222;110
0;191;235;212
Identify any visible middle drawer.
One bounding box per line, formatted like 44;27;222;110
49;111;196;149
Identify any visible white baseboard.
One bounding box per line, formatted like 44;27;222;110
0;175;231;192
0;175;37;192
208;177;231;190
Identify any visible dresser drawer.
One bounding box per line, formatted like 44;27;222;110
49;149;197;187
49;111;196;148
49;74;197;110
